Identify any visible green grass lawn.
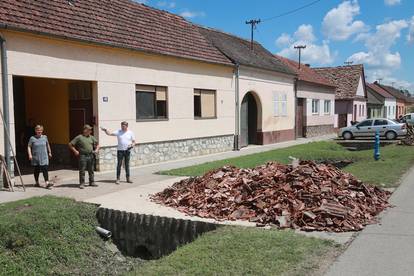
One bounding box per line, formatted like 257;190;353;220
130;227;341;276
1;196;341;276
0;196;143;275
160;141;414;187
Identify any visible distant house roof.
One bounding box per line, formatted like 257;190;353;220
197;26;296;75
375;83;409;101
274;55;335;88
314;64;366;100
0;0;232;66
366;88;383;105
366;83;394;99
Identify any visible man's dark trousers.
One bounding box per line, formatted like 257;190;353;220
117;150;131;180
79;154;95;184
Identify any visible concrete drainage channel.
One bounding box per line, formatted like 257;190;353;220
96;208;218;260
336;140;397;151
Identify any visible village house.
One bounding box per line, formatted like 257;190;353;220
314;65;367;127
366;83;396;119
197;27;297;148
0;0;297;172
374;82;411;119
275;55;336;137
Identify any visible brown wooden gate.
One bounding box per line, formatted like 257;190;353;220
68;82;93;167
296;98;305;137
338;114;348;128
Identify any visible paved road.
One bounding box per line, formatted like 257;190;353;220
0;134;335;204
325;168;414;276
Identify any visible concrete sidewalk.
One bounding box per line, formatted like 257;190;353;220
0;134;334;204
325;168;414;276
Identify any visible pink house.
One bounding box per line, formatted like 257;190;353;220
315;65;368;128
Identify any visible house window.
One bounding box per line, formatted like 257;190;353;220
362;105;365;116
324;100;331;114
136;85;167;120
194;89;216;118
312;99;320;115
273;92;287;116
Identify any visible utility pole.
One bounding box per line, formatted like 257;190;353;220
344;61;353;66
294;45;306;69
245;19;261;50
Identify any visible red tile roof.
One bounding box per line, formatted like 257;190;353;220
375;83;408;101
314;65;366;100
0;0;232;66
366;83;394;99
274;55;335;88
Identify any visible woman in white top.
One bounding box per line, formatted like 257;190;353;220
101;121;135;184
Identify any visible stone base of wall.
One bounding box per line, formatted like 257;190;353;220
305;124;335;138
98;135;234;171
257;129;295;145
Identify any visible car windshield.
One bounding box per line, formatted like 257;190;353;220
357;120;373;127
390;120;399;124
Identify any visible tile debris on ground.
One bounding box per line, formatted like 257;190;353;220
152;160;391;232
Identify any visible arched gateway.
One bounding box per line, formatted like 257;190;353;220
240;92;261;148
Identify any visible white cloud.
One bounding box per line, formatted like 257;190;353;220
384;0;401;6
294;24;316;42
157;1;176;8
133;0;147;3
322;0;369;41
408;16;414;43
179;10;206;19
348;19;411;90
275;33;293;48
276;24;335;66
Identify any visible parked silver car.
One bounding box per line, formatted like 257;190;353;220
339;118;407;140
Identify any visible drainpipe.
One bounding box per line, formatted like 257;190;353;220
234;63;240;151
0;34;11;175
294;77;298;140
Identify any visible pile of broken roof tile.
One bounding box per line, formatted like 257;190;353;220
152;161;391;232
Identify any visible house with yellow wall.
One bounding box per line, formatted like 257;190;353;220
0;0;297;172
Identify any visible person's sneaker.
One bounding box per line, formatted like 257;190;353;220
46;181;54;189
89;182;98;187
126;178;133;183
115;179;120;185
79;183;85;189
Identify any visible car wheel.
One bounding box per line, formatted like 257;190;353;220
342;131;353;140
385;131;397;140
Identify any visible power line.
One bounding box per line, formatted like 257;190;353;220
261;0;323;22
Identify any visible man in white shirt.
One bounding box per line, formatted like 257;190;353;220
102;121;135;184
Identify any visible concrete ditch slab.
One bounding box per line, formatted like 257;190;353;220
86;177;356;245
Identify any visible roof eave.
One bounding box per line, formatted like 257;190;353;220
0;24;234;68
298;79;336;90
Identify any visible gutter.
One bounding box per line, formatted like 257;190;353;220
234;63;240;151
0;24;234;69
294;77;298;140
0;34;11;176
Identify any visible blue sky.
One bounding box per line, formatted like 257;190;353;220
139;0;414;91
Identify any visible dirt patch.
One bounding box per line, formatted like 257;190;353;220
13;203;32;213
